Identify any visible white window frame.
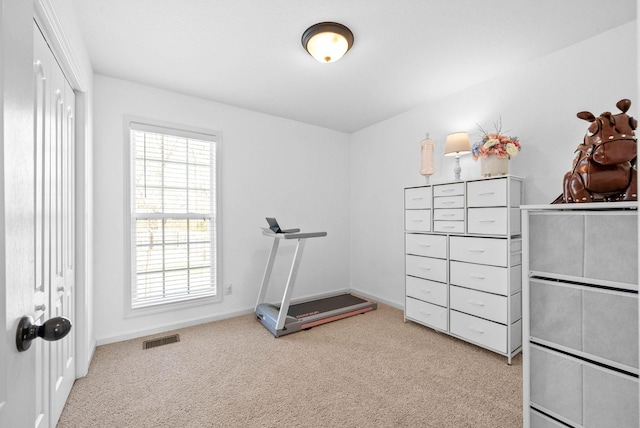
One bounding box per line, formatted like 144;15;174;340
124;116;222;316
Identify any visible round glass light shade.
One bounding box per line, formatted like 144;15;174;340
302;22;354;63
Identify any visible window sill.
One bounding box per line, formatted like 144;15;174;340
125;293;222;319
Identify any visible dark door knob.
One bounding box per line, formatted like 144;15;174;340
16;316;72;352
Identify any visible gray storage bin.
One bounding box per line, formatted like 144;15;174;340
530;279;638;370
530;345;583;424
529;211;637;287
583;365;639;428
529;279;582;351
529;213;584;277
584;213;638;284
530;410;568;428
531;345;639;428
583;288;638;369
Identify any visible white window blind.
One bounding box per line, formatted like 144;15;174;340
129;122;218;309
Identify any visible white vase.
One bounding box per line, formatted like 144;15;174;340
480;155;509;177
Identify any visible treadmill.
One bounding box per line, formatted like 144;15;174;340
255;218;376;337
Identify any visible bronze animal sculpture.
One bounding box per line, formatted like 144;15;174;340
555;99;637;203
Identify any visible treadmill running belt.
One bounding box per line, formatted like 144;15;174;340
287;294;367;319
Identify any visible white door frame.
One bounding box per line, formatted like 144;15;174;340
33;0;93;379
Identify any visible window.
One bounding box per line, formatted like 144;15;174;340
128;120;220;310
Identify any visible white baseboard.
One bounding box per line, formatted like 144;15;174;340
95;289;401;347
95;307;255;346
350;288;403;310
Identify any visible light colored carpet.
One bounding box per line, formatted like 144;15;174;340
57;303;522;427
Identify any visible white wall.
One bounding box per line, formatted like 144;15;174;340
94;21;637;344
350;22;638;307
93;75;351;343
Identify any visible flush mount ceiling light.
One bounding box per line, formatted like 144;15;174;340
301;22;354;63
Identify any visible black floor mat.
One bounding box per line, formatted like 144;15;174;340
286;294;368;319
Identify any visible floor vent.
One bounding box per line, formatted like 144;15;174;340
142;334;180;350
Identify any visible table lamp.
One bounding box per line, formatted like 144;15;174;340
444;132;471;180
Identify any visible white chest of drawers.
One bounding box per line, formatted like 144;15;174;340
522;204;638;428
404;176;524;363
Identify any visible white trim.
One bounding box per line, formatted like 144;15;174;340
351;287;402;310
96;308;255;346
98;287;380;345
33;0;86;91
32;0;94;379
129;121;218;142
124;294;221;319
125;115;222;142
133;213;213;220
123;115;223;316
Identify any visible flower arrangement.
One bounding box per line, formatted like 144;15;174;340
472;119;521;160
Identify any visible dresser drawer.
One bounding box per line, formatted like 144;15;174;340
405;210;431;232
450;236;515;267
433;182;464;197
530;278;638;371
450;310;509;353
467;178;508;207
530;409;567;428
406;276;447;307
406;297;447;331
433;208;464;221
405;233;446;258
450;286;509;324
450;261;521;295
405;255;447;283
433;220;465;233
528;211;637;288
433;195;464;208
467;207;521;236
405;187;431;209
530;345;639;428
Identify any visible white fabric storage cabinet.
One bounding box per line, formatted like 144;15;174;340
522;203;639;428
404;176;524;363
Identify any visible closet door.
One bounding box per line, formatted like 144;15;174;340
33;22;76;427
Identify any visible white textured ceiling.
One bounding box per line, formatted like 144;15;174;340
70;0;636;133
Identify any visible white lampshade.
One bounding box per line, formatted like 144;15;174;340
444;132;471;156
444;131;471;181
302;22;354;63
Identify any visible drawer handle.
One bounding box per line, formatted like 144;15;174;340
411;219;424;223
478;191;495;196
442;201;456;205
467;299;485;307
468;326;485;334
412;197;424;200
469;249;485;253
441;188;455;193
442;226;456;229
479;220;495;223
442;214;456;217
418;243;431;247
419;288;432;294
469;274;486;280
419;266;432;271
420;310;432;316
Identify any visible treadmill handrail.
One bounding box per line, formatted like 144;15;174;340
260;228;327;240
255;227;327;331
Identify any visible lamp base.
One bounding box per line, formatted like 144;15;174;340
453;155;462;181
